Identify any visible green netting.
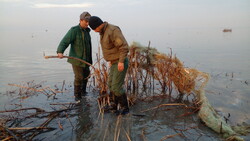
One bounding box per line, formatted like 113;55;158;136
129;42;249;141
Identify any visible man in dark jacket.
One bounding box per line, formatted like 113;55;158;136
89;16;129;115
57;12;92;100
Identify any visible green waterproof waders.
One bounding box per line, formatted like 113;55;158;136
72;65;90;99
108;58;129;115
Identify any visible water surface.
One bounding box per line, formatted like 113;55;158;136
0;27;249;140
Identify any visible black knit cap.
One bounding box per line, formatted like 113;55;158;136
89;16;103;30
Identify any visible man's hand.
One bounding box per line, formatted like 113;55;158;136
58;53;63;59
118;62;124;72
108;61;112;68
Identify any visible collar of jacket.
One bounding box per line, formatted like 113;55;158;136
100;22;108;35
78;24;90;32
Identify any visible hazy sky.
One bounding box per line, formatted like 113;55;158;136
0;0;250;48
1;0;250;29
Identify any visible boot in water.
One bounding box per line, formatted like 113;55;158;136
116;94;129;115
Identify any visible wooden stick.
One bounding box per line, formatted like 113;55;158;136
141;128;147;141
0;108;45;113
160;133;182;141
102;121;110;141
64;112;74;129
177;106;201;117
114;116;121;141
8;84;44;92
123;128;132;141
61;80;65;92
1;125;19;141
141;103;186;113
29;112;58;140
58;120;63;130
2;136;14;141
44;55;93;67
49;102;78;105
8;127;54;130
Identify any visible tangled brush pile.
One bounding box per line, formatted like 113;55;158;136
127;42;249;141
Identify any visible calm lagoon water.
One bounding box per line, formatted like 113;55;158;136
0;27;250;140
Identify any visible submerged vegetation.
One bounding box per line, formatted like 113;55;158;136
1;42;249;140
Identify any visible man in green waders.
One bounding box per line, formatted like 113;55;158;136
57;12;92;100
89;16;129;115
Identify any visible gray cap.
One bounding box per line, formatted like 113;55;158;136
80;12;91;21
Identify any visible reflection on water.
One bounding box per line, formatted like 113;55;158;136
64;96;221;141
0;27;250;140
75;98;93;140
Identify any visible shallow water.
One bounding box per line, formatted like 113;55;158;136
0;27;250;140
